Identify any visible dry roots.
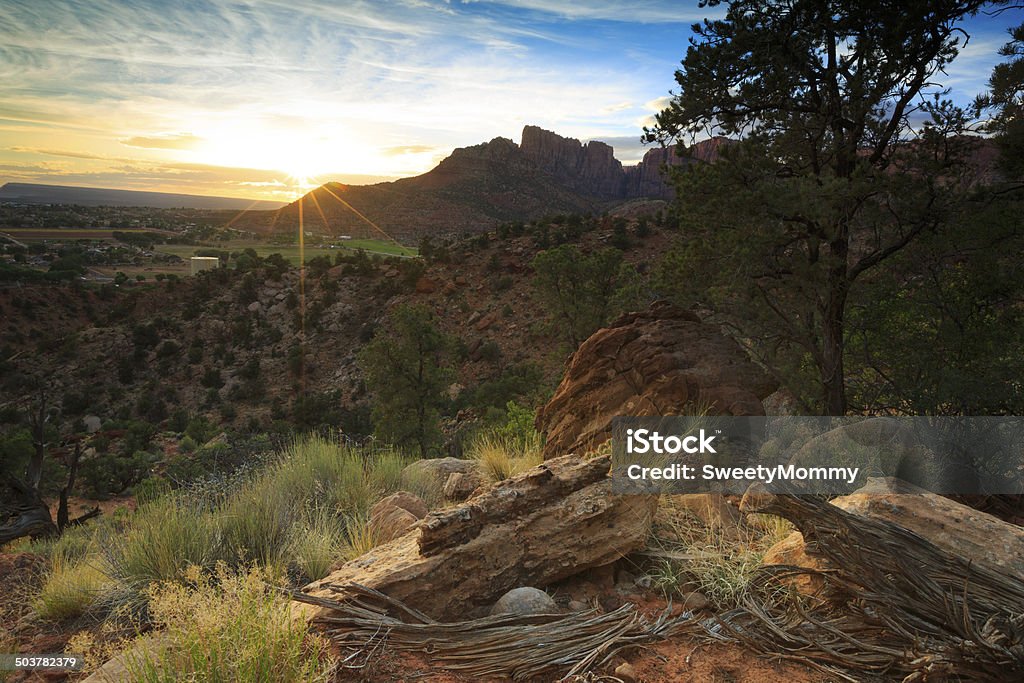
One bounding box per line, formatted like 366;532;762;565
293;493;1024;682
291;583;685;681
705;494;1024;682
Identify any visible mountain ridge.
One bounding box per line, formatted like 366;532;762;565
0;182;287;210
239;126;724;241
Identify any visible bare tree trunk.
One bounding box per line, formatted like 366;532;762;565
822;237;850;416
57;442;82;531
0;475;57;545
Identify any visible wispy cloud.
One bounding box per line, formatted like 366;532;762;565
0;1;1011;199
121;133;202;150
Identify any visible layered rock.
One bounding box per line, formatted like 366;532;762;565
301;454;656;621
536;301;777;459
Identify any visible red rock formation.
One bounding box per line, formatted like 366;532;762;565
520;125;625;198
536;301;777;459
241;128;731;240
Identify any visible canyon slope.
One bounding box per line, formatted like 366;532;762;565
239;126;725;242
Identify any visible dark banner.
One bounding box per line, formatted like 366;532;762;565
610;416;1024;495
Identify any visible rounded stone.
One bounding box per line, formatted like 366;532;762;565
489;587;558;617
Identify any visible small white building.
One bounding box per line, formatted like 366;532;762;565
190;256;220;275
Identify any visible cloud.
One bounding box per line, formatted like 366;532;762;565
460;1;714;24
0;0;1008;199
602;101;634;113
8;146;130;161
121;133;201;150
382;144;437;156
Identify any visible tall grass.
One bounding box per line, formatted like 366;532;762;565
647;495;794;609
34;436;424;622
468;430;543;483
105;495;224;588
125;565;335;683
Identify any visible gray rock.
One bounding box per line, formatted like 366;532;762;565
681;591;709;611
489;587;559;617
83;415;102;433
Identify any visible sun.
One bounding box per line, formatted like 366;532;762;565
187;119;366;186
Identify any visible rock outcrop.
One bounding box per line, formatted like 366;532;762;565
536;301;777;459
301;454;656;621
520;125;625;198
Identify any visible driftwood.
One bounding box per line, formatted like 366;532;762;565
301;454;657;621
695;493;1024;682
293;583;685;681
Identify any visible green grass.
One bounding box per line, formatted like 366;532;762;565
32;437;436;623
125;565;335;683
155;238;416;265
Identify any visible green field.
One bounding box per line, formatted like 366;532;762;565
156;238;417;265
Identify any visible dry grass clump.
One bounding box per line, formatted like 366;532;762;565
468;431;543;483
125;564;335;682
339;513;383;562
34;554;116;622
646;495;793;609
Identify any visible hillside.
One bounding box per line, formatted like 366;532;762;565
237;127;724;242
0;214;672;448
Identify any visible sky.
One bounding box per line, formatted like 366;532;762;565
0;1;1020;202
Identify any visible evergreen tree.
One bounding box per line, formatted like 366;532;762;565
357;304;454;457
648;0;1003;414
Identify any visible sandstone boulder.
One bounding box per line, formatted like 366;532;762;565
784;417;996;494
401;457;475;489
370;491;428;520
443;471;483;501
489;587;558;616
369;507;418;542
536;301;777;458
368;491;427;542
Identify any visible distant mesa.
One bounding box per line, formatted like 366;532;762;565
0;182;287;211
238;126;727;242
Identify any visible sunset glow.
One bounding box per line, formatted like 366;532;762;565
0;1;1014;201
